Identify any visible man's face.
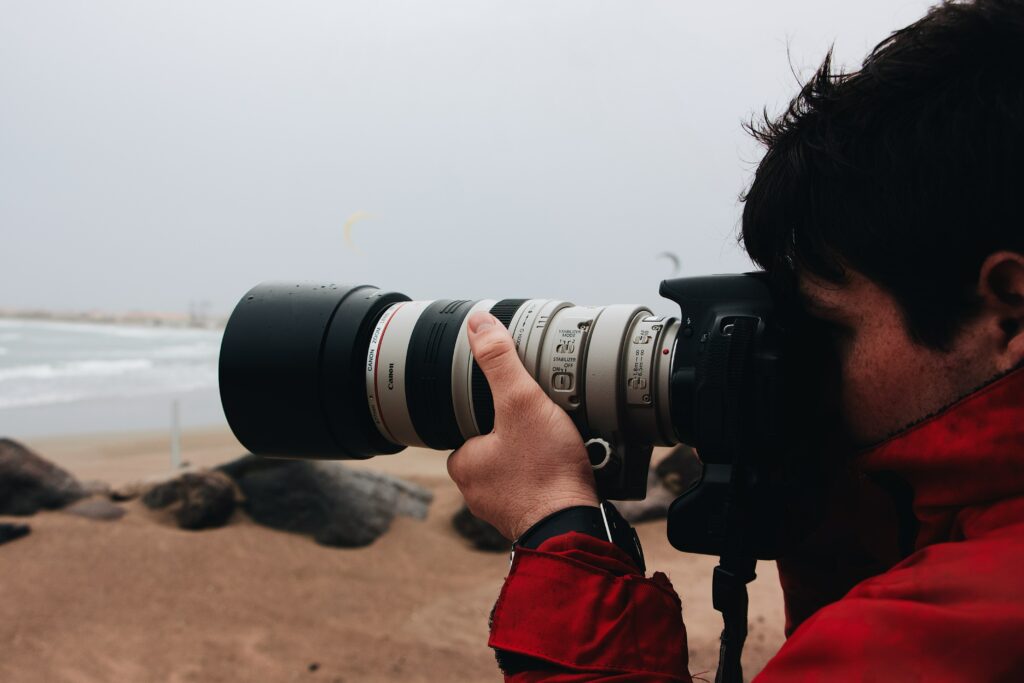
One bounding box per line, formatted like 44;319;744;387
799;270;996;447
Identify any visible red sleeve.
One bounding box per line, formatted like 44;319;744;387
488;532;691;682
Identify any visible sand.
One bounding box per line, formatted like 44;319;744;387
0;429;785;682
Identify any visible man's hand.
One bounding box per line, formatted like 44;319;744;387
446;311;599;540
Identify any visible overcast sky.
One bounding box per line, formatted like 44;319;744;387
1;0;934;317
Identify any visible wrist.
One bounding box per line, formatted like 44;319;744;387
512;501;646;572
515;505;600;547
508;493;599;540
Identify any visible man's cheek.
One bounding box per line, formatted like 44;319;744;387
840;384;872;443
840;355;891;443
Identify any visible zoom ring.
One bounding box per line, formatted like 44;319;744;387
471;299;528;434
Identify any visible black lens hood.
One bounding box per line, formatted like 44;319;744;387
219;282;410;459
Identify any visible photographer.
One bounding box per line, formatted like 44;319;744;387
446;1;1024;680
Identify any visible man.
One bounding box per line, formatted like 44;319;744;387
446;0;1024;680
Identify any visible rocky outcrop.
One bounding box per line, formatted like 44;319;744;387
452;505;510;552
142;471;236;530
0;438;86;515
0;523;30;546
216;455;433;548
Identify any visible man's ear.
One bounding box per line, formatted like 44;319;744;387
977;251;1024;371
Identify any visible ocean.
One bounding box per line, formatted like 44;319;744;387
0;318;225;438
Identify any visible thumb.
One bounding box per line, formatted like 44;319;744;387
467;311;541;409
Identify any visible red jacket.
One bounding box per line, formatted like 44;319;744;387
488;368;1024;681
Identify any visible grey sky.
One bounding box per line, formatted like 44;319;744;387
1;0;934;317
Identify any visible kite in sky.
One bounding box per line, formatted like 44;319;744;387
343;210;373;252
657;251;681;276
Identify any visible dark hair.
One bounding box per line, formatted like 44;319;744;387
741;0;1024;349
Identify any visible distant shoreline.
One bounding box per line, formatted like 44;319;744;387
0;309;226;330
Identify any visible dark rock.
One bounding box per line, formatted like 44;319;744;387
0;523;30;545
0;438;86;515
174;472;235;530
452;504;511;552
142;471;236;530
64;497;125;521
217;455;432;548
142;479;182;509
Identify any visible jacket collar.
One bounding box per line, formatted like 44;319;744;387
859;366;1024;545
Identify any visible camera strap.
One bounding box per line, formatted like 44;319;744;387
713;556;756;683
711;316;758;683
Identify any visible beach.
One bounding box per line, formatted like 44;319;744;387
0;429;785;682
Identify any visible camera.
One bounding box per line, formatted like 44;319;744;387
219;274;821;561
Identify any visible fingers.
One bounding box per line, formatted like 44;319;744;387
466;311;524;387
467;311;544;424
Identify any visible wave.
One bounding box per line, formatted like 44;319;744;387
0;388;98;409
0;320;221;410
41;342;221;363
0;360;218;409
147;342;221;360
97;325;219;341
0;378;217;409
0;358;155;382
0;318;221;342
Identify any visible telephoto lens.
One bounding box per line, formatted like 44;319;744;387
219;283;681;465
220;275;795;543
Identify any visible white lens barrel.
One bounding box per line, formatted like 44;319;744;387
625;315;680;446
582;305;650;440
365;300;432;448
507;299;573;376
365;297;679;450
538;305;601;419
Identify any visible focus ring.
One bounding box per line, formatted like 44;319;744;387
471;299;528;434
405;299;477;449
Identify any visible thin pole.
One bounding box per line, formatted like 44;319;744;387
170;399;182;470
